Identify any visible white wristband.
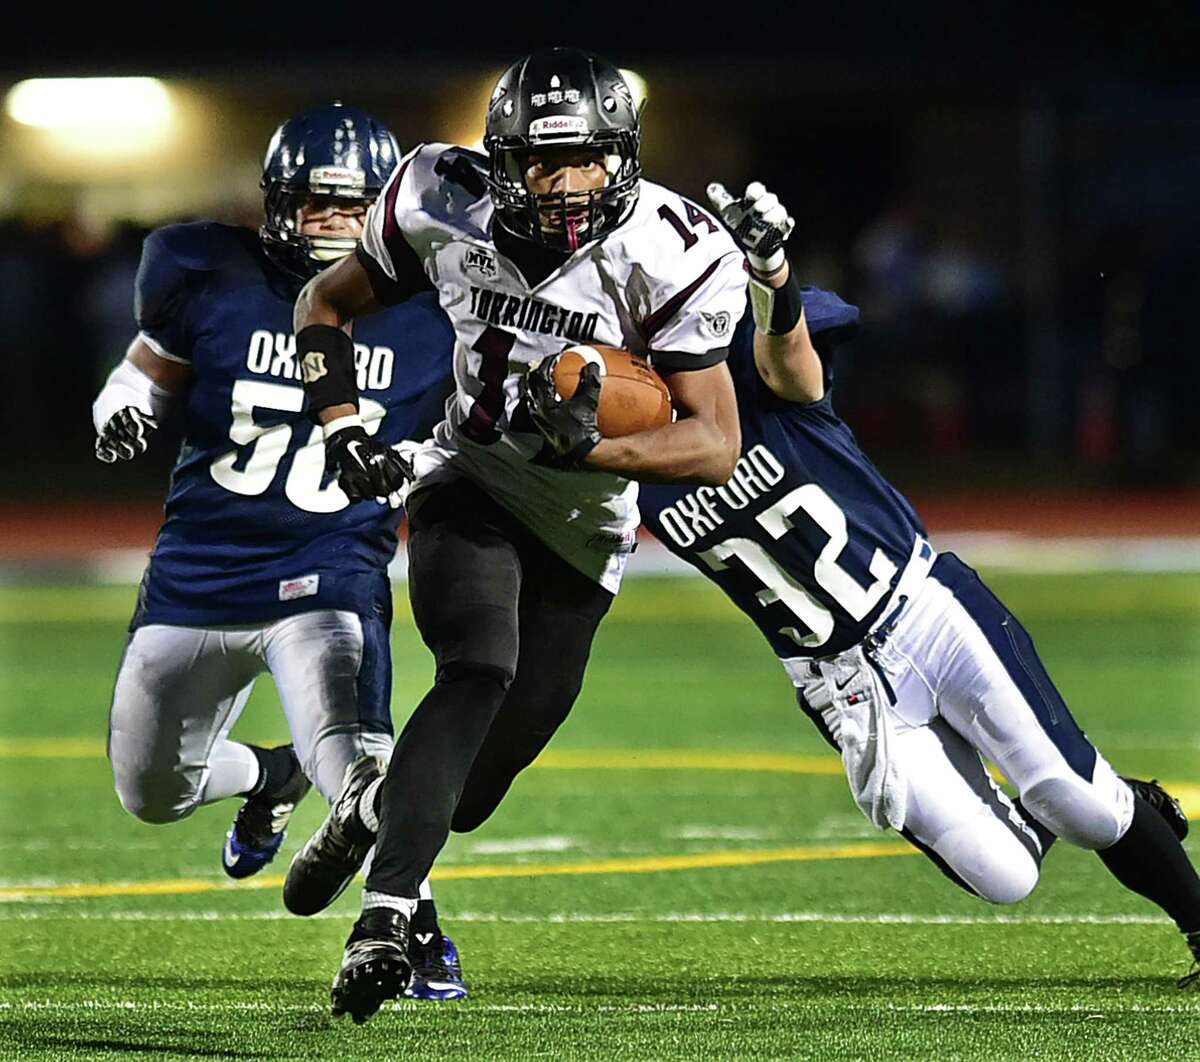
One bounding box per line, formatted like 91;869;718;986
322;414;364;439
92;359;175;433
748;247;786;276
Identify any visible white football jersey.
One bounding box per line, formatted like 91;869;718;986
360;143;747;591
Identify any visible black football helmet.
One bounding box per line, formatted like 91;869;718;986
483;47;641;252
260;103;400;280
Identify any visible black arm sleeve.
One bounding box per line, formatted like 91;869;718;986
355;241;431;307
298;325;359;418
649;346;730;373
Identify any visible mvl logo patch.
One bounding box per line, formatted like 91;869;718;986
464;247;498;279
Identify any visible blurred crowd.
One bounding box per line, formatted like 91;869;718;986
1;188;1196;496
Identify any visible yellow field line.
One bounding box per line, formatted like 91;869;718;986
0;737;106;758
533;749;846;775
0;842;918;901
0;738;1194;814
0;738;844;775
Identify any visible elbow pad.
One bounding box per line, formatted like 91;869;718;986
92;359;175;433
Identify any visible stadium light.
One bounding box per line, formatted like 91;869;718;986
6;77;172;135
5;77;178;163
618;69;648;112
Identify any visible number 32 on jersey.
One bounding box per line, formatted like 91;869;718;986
657;445;898;649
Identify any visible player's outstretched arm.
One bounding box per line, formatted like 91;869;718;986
93;338;191;463
293;253;410;503
293;251;382;425
707;181;824;403
585;362;742;486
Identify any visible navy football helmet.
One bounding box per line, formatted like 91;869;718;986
483;47;641;251
260;103;400;280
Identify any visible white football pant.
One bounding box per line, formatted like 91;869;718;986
796;553;1134;904
108;609;393;823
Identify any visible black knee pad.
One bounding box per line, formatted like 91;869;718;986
436;659;515;692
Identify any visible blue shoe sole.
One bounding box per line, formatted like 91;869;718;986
222;830;285;880
404;982;468;1001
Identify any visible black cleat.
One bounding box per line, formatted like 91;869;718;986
1122;776;1189;842
222;745;312;879
283;754;385;916
1181;931;1200;990
331;907;413;1024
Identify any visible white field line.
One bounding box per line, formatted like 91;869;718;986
1;1000;1196;1016
0;909;1175;926
81;534;1200;586
468;835;576;855
0;1000;720;1015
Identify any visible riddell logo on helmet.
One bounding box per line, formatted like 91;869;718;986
529;116;589;137
308;166;365;191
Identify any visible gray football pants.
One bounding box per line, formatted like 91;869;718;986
108;610;393;824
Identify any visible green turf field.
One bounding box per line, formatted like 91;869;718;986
1;572;1199;1060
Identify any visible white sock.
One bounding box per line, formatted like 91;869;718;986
199;739;261;803
362;890;418;919
357;777;383;833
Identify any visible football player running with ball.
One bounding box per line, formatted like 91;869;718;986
93;104;467;1000
635;179;1200;987
285;47;746;1022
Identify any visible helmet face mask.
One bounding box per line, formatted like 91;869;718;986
484;48;641;252
495;144;625;249
268;194;366;266
259;104;399;280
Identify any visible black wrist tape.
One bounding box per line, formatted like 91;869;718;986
297;324;358;418
749;270;805;335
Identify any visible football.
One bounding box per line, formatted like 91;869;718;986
552;345;673;438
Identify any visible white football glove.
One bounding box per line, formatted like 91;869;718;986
706;181;795;277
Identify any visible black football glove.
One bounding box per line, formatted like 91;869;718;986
324;424;413;503
522;356;603;469
95;407;158;463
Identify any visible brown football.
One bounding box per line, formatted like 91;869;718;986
552;345;673;438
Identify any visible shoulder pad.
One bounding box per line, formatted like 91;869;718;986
621;180;741;286
145;221;250;273
383;143;491;250
800;287;860;338
135;222;252;359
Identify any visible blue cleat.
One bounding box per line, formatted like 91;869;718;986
405;933;469;1001
222;746;311;879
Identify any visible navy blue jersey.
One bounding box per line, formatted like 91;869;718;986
639;289;927;659
133;222;456;628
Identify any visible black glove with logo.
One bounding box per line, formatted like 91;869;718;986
522;356;603;469
324;424;413;503
95;407;158;463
